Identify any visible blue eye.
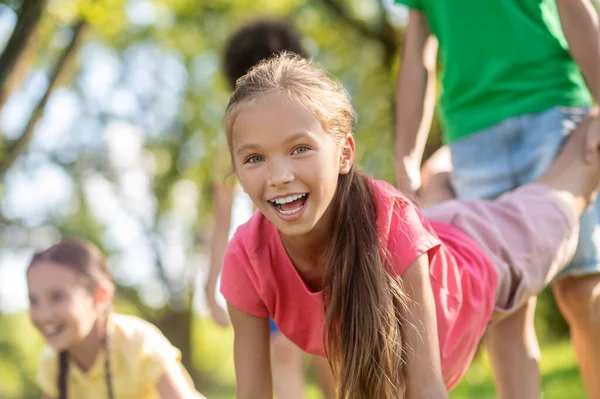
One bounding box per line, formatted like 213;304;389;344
245;155;263;164
292;146;310;155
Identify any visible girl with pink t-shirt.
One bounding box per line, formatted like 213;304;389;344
220;53;600;398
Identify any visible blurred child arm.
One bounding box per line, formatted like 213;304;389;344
557;0;600;102
401;253;449;399
395;10;438;194
557;0;600;163
156;363;207;399
135;319;206;399
227;302;273;399
205;181;234;327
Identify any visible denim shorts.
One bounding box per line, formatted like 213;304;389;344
448;106;600;279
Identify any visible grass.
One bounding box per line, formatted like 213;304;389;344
451;340;586;399
1;314;587;398
193;318;587;399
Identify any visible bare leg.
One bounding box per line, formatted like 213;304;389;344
535;109;600;217
418;146;455;206
534;108;600;398
421;146;546;399
270;333;305;399
420;147;545;399
427;110;599;399
553;274;600;398
486;297;541;399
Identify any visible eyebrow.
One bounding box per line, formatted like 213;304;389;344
235;131;314;156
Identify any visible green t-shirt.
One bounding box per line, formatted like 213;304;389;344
394;0;592;143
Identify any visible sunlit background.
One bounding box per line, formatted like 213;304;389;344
0;0;596;398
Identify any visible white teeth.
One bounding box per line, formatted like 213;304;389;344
279;205;303;215
43;325;61;335
270;193;307;205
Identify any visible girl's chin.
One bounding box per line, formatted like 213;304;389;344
47;338;70;351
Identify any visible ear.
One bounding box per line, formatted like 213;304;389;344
94;282;114;313
339;134;355;175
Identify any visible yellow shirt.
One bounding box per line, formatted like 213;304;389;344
36;313;198;399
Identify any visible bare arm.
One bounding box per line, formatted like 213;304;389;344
557;0;600;102
156;362;207;399
400;253;448;398
204;181;234;327
395;10;438;193
227;302;273;399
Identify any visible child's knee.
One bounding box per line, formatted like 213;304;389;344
420;146;455;206
553;274;600;325
421;146;452;179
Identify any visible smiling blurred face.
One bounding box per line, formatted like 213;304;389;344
27;261;99;351
231;93;352;238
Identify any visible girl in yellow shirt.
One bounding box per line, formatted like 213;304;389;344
27;238;206;399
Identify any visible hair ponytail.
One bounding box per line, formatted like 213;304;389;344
323;167;407;399
55;317;115;399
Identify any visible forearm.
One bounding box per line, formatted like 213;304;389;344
557;0;600;101
205;183;233;297
156;364;204;399
229;304;273;399
206;227;229;296
395;35;438;167
234;341;272;399
402;254;448;398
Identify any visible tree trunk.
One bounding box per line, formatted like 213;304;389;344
0;19;87;178
155;307;208;388
0;0;47;112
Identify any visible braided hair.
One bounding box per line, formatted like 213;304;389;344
102;312;115;399
57;351;68;399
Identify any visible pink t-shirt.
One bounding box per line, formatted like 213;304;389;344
221;179;497;389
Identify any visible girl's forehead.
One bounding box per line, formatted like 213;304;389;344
231;94;323;145
28;261;88;289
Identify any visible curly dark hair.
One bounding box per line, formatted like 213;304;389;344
222;18;307;90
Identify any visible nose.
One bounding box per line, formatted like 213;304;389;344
267;157;294;187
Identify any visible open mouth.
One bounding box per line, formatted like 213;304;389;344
269;193;309;216
41;324;66;339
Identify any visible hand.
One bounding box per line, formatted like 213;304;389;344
395;156;422;196
584;106;600;164
205;290;230;328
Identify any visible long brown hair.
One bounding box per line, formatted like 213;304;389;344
29;239;115;399
224;53;408;398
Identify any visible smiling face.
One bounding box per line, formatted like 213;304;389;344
27;261;101;351
231;93;354;238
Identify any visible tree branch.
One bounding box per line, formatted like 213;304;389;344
317;0;398;67
0;0;47;110
0;19;87;178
